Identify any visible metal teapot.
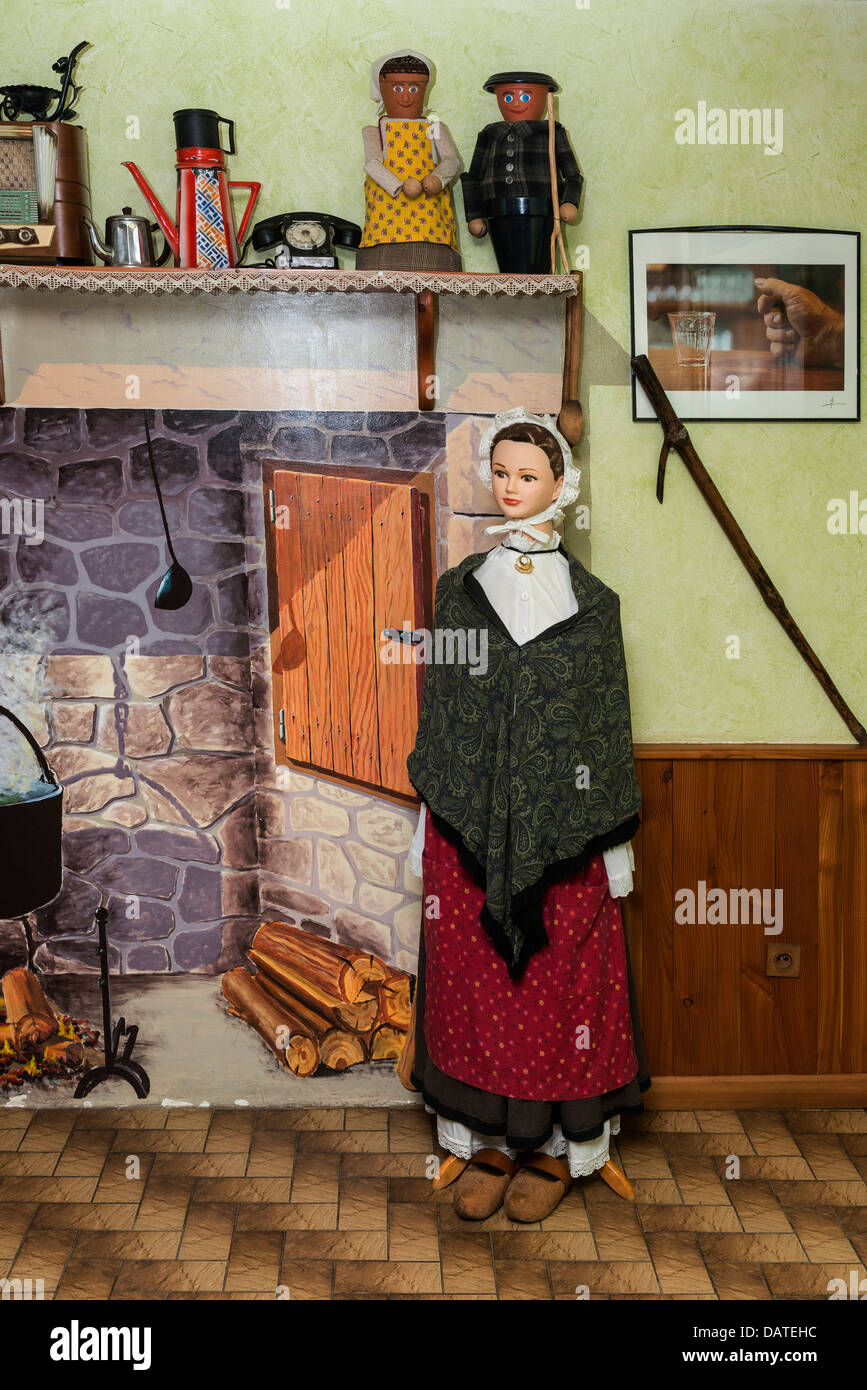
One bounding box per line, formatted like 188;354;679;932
84;207;171;267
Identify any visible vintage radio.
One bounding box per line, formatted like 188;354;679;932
0;121;92;264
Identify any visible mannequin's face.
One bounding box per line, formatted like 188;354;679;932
379;71;429;118
490;439;563;520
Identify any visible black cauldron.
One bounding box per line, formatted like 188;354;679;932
0;85;60;121
0;705;62;919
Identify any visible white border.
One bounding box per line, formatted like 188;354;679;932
631;228;859;421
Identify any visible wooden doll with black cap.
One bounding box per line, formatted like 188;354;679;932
461;71;582;273
405;408;651;1222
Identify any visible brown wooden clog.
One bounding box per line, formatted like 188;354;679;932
432;1153;469;1190
598;1159;635;1201
503;1151;572;1222
451;1148;519;1220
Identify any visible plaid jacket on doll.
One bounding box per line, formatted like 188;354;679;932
460;120;583;221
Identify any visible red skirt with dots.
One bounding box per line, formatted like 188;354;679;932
421;812;640;1102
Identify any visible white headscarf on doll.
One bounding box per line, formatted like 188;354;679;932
478;406;581;543
369;49;442;140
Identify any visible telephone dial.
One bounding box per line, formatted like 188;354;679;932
246;212;361;268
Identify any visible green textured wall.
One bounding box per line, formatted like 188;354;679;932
3;0;865;742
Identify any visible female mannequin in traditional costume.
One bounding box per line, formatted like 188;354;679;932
406;408;651;1222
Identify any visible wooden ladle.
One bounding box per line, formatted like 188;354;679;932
557;284;583;445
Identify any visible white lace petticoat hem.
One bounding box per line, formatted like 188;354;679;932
427;1106;622;1179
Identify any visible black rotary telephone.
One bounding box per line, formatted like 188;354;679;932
245;212;361;268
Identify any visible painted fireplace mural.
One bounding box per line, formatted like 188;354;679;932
0;405;454;1099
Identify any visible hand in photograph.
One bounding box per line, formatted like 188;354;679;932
754;276;845;369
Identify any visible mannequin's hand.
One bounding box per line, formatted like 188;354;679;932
468;218;488;238
402;177;423;199
558;202;578;224
422;173;442;195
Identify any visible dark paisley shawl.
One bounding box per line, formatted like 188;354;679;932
406;544;642;982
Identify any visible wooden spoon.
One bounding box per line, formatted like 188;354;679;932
557;287;583;445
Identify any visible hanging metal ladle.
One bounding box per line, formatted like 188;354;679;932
143;412;193;610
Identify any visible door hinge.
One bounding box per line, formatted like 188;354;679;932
278;708;286;741
269;489;276;523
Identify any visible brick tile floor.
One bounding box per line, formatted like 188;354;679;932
0;1105;865;1300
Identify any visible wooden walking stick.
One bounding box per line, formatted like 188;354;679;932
547;92;569;275
631;353;867;746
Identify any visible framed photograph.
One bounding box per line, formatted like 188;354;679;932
629;225;860;421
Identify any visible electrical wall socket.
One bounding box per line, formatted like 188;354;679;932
766;942;801;978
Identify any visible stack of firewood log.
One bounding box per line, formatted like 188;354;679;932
0;968;99;1091
222;922;413;1076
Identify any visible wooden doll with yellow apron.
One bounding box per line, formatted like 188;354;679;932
358;50;462;271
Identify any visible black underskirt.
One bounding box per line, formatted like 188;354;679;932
410;903;652;1150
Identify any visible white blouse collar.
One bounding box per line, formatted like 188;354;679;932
499;529;561;554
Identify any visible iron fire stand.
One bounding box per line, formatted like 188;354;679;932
74;900;150;1099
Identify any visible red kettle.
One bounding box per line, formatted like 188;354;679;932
123;108;260;268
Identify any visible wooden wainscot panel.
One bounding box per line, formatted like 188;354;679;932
624;744;867;1102
773;759;819;1074
627;760;674;1075
739;759;775;1074
817;758;844;1073
840;760;867;1073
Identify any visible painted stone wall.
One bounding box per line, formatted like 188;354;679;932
0;406;451;978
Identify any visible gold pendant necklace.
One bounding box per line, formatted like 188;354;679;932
514;553;534;573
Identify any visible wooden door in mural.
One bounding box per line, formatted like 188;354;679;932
270;469;427;798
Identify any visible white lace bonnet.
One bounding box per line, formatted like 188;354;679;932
478;406;581;538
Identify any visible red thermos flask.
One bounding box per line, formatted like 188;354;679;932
123;108;260;268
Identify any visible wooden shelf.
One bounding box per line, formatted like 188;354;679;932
0;265;582;411
0;265;579;298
